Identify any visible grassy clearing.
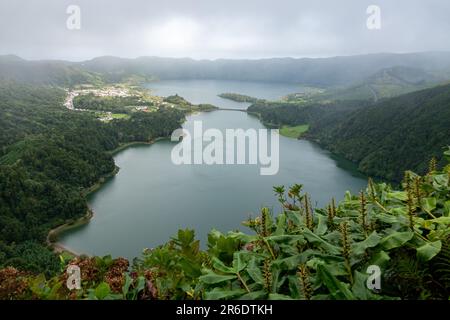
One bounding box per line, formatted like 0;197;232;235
279;124;309;138
111;113;130;119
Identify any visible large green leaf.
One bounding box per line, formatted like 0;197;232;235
274;213;287;236
271;268;287;293
444;147;450;161
211;257;234;274
239;290;267;300
95;282;111;300
306;257;347;276
430;217;450;225
444;201;450;216
268;293;294;300
266;234;306;244
315;214;328;236
316;264;355;300
273;250;314;270
369;250;391;268
421;197;437;212
232;251;247;273
122;273;132;297
380;231;414;250
376;212;403;224
246;257;264;285
199;272;237;284
352;231;381;256
285;210;302;226
433;174;449;189
416;240;442;261
302;229;341;255
204;288;246;300
385;191;408;201
351;271;382;300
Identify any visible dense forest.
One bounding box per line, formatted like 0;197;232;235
162;95;218;111
0;82;185;274
247;99;370;127
308;84;450;181
248;84;450;182
218;93;261;103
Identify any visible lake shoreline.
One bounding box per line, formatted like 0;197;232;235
46;136;172;257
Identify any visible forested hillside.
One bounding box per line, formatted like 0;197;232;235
248;84;450;182
0;82;184;274
0;56;102;86
247;100;370;127
309;84;450;181
314;66;445;102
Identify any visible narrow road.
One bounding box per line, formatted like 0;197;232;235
367;84;379;102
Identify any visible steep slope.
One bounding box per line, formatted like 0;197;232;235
0;56;103;86
315;66;447;102
308;84;450;181
0;82;185;274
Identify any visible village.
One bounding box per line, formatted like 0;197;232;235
63;85;178;122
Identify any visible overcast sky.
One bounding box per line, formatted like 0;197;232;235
0;0;449;61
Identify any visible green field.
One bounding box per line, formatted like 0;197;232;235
279;124;309;138
111;113;130;119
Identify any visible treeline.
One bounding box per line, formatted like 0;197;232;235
163;94;192;106
0;82;184;274
248;84;450;181
218;93;261;103
247;99;370;127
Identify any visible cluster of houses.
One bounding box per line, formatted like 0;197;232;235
76;87;132;98
63;87;174;122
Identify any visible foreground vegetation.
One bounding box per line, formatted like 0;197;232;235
1;150;449;300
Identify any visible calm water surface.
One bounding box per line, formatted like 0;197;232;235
59;80;367;259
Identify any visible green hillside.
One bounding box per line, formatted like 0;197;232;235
309;84;450;181
0;83;185;274
314;66;446;102
249;83;450;182
0;56;103;86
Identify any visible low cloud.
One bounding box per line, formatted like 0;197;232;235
0;0;449;60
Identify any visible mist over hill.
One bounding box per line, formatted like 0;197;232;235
2;52;450;87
